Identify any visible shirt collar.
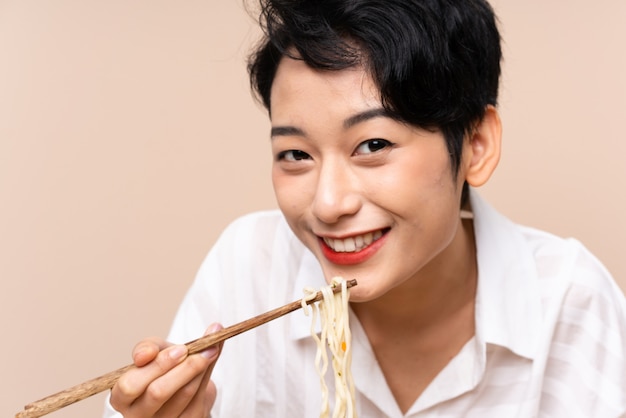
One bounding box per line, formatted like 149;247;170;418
470;190;541;359
289;191;542;360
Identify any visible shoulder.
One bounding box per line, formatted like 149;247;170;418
194;209;312;302
472;194;626;413
210;209;300;254
219;209;290;239
471;190;626;349
524;231;626;414
472;191;623;306
197;209;309;277
168;209;308;339
519;225;625;312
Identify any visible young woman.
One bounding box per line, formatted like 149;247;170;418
105;0;626;416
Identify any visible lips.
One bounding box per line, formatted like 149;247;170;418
319;228;388;265
322;229;384;252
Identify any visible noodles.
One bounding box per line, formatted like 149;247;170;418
302;277;356;418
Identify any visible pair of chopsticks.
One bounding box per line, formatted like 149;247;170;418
15;279;357;418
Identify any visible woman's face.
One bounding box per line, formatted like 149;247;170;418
269;57;469;302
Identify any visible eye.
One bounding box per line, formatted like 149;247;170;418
354;138;393;155
277;149;312;162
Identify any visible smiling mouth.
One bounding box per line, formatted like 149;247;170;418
322;229;388;253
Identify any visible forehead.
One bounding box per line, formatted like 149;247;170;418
270;57;381;118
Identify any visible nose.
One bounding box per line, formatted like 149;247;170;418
311;159;362;224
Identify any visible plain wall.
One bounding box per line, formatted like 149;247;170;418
1;1;624;417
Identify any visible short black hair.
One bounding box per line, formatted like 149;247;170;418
248;0;502;179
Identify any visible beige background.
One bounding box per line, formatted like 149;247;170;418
1;1;624;417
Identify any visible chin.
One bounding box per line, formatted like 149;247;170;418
342;280;384;303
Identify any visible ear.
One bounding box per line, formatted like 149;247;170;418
464;105;502;187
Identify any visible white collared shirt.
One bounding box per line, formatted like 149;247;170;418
104;192;626;417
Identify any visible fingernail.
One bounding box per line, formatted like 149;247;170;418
135;345;149;357
205;323;223;335
169;345;188;361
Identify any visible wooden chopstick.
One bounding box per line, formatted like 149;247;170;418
15;279;357;418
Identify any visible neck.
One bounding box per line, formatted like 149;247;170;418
351;218;477;333
349;219;478;414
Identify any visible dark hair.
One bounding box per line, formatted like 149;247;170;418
248;0;502;181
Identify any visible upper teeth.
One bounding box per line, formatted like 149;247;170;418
323;230;383;253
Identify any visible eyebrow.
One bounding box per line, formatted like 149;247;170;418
270;125;304;138
270;107;390;139
343;107;390;129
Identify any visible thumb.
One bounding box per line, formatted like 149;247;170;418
201;322;224;362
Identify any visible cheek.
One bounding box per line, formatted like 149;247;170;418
272;170;292;213
272;169;309;221
272;171;320;251
375;149;453;202
371;150;461;248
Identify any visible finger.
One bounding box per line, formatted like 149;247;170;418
192;348;222;418
183;334;224;417
112;344;189;410
196;323;223;387
151;356;211;418
132;337;170;367
180;324;224;417
173;364;222;417
133;347;216;417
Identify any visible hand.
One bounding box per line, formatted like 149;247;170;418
110;323;223;418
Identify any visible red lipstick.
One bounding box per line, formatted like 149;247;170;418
319;232;387;265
